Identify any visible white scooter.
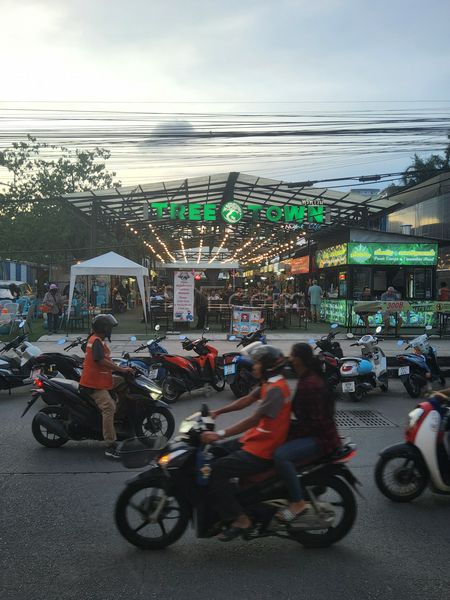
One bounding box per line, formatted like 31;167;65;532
375;392;450;501
0;321;43;392
340;326;388;401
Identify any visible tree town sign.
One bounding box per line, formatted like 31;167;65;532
149;200;324;224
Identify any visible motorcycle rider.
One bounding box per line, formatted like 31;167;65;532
79;315;134;459
275;343;340;523
201;346;291;541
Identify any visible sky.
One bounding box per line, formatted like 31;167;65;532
0;0;450;185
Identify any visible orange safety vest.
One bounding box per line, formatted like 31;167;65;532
240;376;291;460
79;334;113;390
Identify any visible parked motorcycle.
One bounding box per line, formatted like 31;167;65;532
222;328;267;398
114;403;359;550
31;337;85;384
396;325;445;398
0;324;43;392
340;327;388;401
22;371;175;448
309;323;344;389
161;330;225;403
375;392;450;501
119;329;168;382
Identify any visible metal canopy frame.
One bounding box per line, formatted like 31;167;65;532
59;172;400;265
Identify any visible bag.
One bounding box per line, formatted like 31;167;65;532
40;304;51;314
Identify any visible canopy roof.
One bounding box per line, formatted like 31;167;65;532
71;251;148;276
60;172;406;266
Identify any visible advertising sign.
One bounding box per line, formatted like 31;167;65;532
290;256;310;275
315;244;348;269
173;271;195;322
231;306;263;335
348;243;438;266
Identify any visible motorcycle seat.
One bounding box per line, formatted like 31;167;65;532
51;378;80;392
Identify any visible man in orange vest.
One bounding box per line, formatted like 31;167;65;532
201;345;291;541
80;315;134;459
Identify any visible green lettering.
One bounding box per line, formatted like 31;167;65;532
247;204;261;219
308;206;324;223
151;202;168;218
203;203;216;221
170;203;186;220
266;206;283;222
188;203;202;220
284;205;305;222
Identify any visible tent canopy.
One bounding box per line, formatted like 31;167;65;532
67;252;149;326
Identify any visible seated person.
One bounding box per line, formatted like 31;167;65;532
201;346;291;541
274;343;340;523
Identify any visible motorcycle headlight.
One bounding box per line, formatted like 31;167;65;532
408;407;424;428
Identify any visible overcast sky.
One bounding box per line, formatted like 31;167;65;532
2;0;450;102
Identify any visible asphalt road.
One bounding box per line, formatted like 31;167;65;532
1;381;450;600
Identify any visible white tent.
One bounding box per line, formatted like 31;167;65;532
67;251;149;326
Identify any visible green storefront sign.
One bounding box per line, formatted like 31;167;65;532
348;243;438;266
315;244;347;268
149;201;324;225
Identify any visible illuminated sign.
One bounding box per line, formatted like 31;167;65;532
149;201;324;224
315;244;348;269
348;243;438;266
290;256;310;274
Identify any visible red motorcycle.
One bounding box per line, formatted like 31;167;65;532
160;331;225;403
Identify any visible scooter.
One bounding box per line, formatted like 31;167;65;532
0;323;43;392
119;329;168;382
222;329;267;398
340;327;388;402
308;323;344;390
375;392;450;501
31;337;85;384
396;325;445;398
114;403;359;550
22;371;175;448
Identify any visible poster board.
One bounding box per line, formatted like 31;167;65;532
231;306;263;335
173;271;195;322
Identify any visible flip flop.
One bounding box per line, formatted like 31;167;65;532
217;525;253;542
276;505;310;523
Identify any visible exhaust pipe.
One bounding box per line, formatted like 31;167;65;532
34;413;68;438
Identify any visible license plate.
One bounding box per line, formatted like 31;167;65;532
398;366;410;376
224;364;236;376
148;369;159;379
342;381;355;393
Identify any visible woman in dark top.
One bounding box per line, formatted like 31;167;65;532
275;343;340;522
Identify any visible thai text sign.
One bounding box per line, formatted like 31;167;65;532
315;244;348;269
348;243;438;266
149;201;324;225
173;271;195;322
290;256;310;274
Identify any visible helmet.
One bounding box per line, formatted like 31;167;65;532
92;314;118;340
247;345;285;377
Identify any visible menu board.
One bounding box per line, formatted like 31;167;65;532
231;306;263;335
173;271;195;322
315;244;348;269
348;243;438;266
290;256;310;274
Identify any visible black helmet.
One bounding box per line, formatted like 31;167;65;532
92;314;118;340
247;345;285;377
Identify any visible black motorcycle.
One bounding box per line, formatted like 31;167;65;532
310;324;344;389
31;337;85;385
22;372;175;448
0;331;43;392
222;329;267;398
114;404;359;550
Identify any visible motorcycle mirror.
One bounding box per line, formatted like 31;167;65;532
229;335;237;341
425;325;432;331
179;335;187;340
397;340;405;346
308;339;316;345
375;326;382;334
346;333;354;339
57;338;66;345
130;336;137;342
18;320;26;329
204;327;210;332
155;325;161;331
331;323;339;329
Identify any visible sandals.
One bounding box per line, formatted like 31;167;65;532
217;525;253;542
276;504;311;523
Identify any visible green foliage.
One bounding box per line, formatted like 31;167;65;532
0;136;121;262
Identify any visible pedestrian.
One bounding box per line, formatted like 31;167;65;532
380;286;403;330
308;280;323;323
438;281;450;302
355;286;373;331
194;288;208;330
42;284;63;334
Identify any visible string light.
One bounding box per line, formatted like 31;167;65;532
148;223;176;262
180;237;188;263
208;230;229;264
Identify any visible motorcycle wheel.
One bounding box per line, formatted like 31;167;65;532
290;475;357;548
404;376;422;399
115;481;189;549
31;406;69;448
440;376;446;386
230;378;251;399
379;373;389;392
162;378;182;404
211;368;226;392
136;407;175;443
375;451;429;502
349;388;364;402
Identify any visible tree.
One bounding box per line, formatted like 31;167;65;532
0;136;121;262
